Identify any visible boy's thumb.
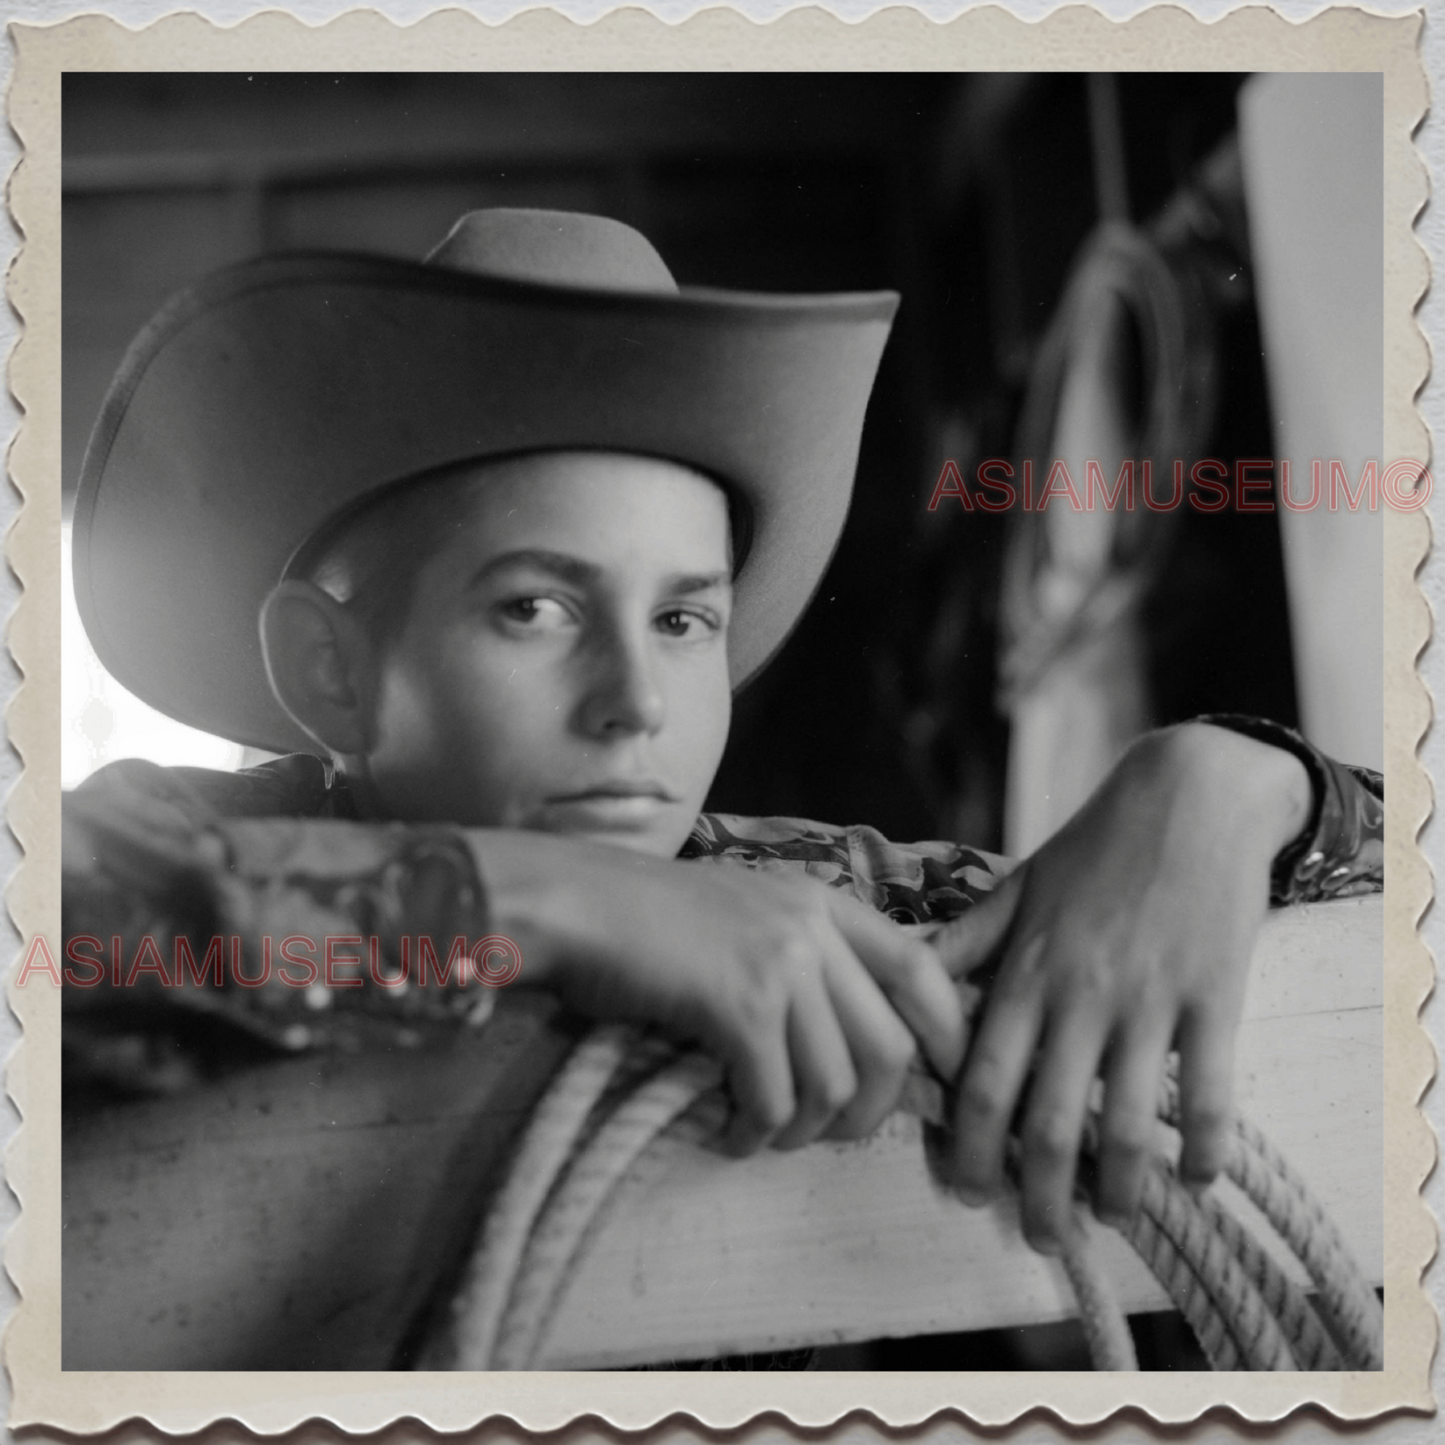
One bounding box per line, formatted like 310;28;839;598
935;864;1025;980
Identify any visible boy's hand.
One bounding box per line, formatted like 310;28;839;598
469;830;966;1153
935;723;1311;1254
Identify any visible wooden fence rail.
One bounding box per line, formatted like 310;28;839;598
63;894;1381;1371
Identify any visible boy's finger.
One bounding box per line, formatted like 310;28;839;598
818;943;917;1140
1174;1006;1239;1186
933;864;1026;980
828;892;967;1078
770;983;858;1151
718;1015;796;1157
1094;1018;1172;1229
949;940;1046;1202
1017;1006;1108;1254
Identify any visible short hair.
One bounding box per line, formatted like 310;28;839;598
286;450;746;650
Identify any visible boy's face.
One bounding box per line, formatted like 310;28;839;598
360;451;734;857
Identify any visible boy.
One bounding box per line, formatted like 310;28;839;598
63;210;1382;1345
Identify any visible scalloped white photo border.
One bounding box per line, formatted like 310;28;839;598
2;5;1432;1434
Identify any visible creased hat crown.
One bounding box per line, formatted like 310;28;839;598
425;209;679;293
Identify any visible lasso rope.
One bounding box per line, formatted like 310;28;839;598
493;1049;726;1370
1058;1204;1139;1370
422;1026;1381;1372
1194;1187;1343;1370
417;1023;642;1370
1157;1076;1383;1370
1226;1115;1384;1368
1128;1157;1297;1370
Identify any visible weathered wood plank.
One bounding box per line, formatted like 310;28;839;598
540;895;1383;1367
62;993;573;1369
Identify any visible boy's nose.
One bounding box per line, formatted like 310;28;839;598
575;634;666;738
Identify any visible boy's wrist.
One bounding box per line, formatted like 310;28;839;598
1189;721;1313;853
459;827;663;989
462;829;572;988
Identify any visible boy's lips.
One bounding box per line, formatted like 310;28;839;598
548;780;679;803
542;780;681;831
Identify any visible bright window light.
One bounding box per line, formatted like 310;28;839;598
62;521;247;788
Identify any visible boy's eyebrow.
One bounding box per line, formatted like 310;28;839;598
667;569;733;596
471;549;731;594
470;549;597;588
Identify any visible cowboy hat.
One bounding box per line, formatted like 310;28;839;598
72;209;899;754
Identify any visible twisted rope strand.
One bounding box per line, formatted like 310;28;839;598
1227;1117;1383;1370
1196;1186;1344;1370
494;1048;724;1368
1059;1207;1141;1370
1134;1162;1299;1370
526;1086;733;1368
422;1022;641;1370
1156;1075;1381;1370
1124;1204;1241;1369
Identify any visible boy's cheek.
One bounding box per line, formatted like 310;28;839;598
674;678;732;798
364;691;540;825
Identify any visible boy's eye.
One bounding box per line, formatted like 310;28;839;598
654;607;721;640
496;596;573;629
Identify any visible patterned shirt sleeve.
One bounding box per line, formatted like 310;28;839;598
63;756;496;1092
684;716;1385;916
680;812;1012;923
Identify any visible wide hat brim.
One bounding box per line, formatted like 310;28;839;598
74;252;899;754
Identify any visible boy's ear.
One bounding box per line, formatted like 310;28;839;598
259;581;377;756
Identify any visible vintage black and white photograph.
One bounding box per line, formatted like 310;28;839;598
39;50;1405;1403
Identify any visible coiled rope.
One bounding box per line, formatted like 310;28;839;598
418;1023;1381;1372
